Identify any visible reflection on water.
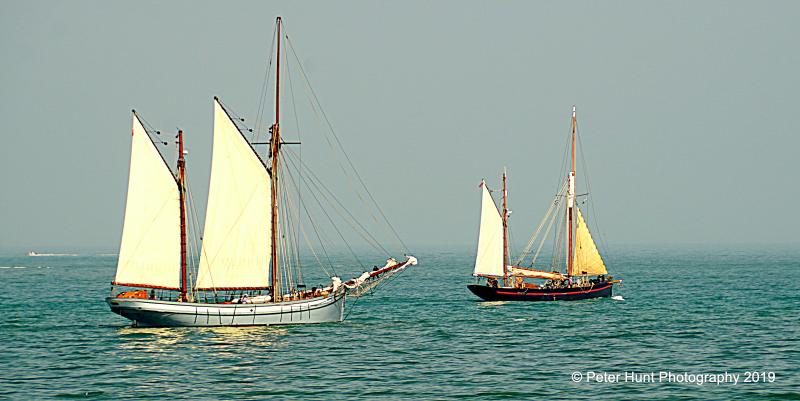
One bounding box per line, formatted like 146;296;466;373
476;301;508;307
116;327;192;352
116;326;289;352
2;250;799;400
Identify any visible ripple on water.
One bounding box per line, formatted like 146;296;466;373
1;250;799;399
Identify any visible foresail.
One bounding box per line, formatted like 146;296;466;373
572;207;607;276
473;182;504;277
115;113;181;289
195;99;272;290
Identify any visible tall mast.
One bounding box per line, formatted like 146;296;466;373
270;16;282;300
567;105;576;277
502;168;509;286
177;129;188;301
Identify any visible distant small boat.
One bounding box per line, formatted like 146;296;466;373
468;106;620;302
27;251;78;257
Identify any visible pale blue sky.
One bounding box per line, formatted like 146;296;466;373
1;1;799;251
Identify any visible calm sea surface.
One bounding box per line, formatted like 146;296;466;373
0;246;798;400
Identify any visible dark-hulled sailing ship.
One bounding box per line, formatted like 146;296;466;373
468;106;620;302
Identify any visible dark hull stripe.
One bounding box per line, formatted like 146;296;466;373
468;283;613;302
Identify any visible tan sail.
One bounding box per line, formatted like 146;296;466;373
572;207;607;276
473;182;504;277
115;113;181;289
195;99;272;290
509;266;565;280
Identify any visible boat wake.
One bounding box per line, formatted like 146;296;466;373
478;301;508;307
611;295;625;301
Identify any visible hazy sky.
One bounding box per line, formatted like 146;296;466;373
1;0;799;252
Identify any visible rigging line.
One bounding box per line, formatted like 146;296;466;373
280;50;388;250
531;189;563;267
183;176;200;294
297;81;388;245
278;149;335;276
575;121;614;267
277;175;291;292
284;43;305;280
281;151;385;264
551;206;567;271
185;177;218;298
253;22;278;143
283;156;337;274
278;162;303;289
282;148;391;256
284;35;409;254
551;107;573;200
281;150;365;269
507;227;514;263
297;222;331;278
134;113;165;144
343;289;364;320
514;181;566;265
367;260;412;295
515;183;562;264
281;38;385;244
284;174;303;287
287;44;305;267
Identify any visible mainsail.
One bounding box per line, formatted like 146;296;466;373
114;113;181;289
572;207;607;276
195;98;272;290
473;182;504;277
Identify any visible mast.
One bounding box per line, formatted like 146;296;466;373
502;168;509;285
177;129;188;301
567;106;576;277
270;16;282;300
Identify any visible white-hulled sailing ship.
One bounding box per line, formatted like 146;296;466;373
108;17;417;327
468;106;620;301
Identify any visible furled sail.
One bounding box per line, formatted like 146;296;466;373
473;182;504;277
195;98;272;290
509;266;565;280
572;207;607;275
114;113;181;289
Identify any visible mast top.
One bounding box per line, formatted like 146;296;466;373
572;105;576;118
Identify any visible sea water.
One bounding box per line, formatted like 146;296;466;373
0;245;798;400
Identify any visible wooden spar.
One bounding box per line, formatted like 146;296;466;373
567;106;576;277
177;129;188;301
270;16;282;301
502;168;509;286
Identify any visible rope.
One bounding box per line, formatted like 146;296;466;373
282;149;390;257
253;23;277;143
514;180;567;265
284;32;410;255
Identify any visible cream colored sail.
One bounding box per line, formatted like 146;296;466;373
195;99;272;290
572;207;607;275
509;266;565;280
473;182;504;277
115;113;181;289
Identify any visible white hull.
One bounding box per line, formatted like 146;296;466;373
106;293;346;327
